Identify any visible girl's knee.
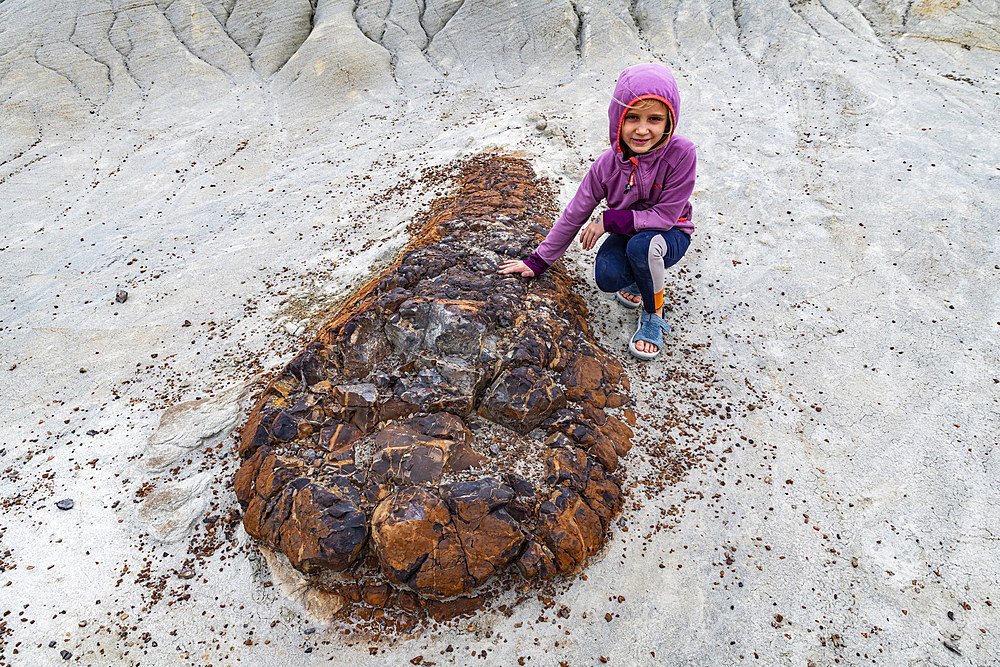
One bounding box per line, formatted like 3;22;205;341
593;263;619;292
625;235;652;263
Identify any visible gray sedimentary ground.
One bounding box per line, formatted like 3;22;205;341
0;0;998;664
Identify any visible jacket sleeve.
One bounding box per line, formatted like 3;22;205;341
632;144;696;233
528;161;608;273
601;209;635;235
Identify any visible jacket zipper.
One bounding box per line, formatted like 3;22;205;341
624;156;639;194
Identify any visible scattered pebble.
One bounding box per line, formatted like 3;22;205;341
178;568;195;579
78;620;87;627
60;650;72;660
115;290;128;303
56;499;74;511
86;430;98;436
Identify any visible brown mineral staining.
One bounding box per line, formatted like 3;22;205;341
235;153;633;623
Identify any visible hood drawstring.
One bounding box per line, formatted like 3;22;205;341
624;157;638;194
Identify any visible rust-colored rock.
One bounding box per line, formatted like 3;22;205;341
234;154;635;607
478;366;567;435
426;596;486;622
537;488;605;572
515;538;559;579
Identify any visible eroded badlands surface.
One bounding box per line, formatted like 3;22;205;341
1;0;998;665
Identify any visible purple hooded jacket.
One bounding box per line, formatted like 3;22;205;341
525;63;696;276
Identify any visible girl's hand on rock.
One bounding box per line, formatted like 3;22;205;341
579;213;605;251
498;259;535;277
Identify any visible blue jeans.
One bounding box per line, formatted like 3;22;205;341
594;228;690;314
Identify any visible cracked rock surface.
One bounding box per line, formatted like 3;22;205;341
235;154;631;602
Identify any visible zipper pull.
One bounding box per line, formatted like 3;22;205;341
624;158;637;194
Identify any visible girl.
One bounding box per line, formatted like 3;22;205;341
499;63;696;361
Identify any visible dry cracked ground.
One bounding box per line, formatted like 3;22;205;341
1;0;999;665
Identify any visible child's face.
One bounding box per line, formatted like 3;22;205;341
621;100;669;155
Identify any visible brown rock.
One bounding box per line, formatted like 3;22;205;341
561;352;604;403
255;454;303;500
277;478;368;573
478;366;566;435
409;529;470;599
581;404;608;426
407;412;472;444
589;437;619;473
600;416;634;456
581;468;623;532
536;488;603;572
515;538;559;579
604;392;629;409
234;447;267;507
328;313;390;380
341;583;363;603
444;478;514;523
446;479;524;584
369;416;485;488
255;483;296;545
371;424;448;486
238;406;271;457
397;589;422;614
316;423;362;459
426;596;485;622
362;584;390;607
544;447;592;493
371;487;469;599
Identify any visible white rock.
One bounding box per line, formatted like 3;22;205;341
143;384;251;472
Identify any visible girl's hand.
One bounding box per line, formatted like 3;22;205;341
579;213;605;251
498;259;535;277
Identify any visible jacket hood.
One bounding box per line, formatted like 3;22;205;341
608;63;680;155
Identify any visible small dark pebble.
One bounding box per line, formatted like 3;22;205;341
111;500;120;509
304;627;316;635
943;640;962;655
49;641;57;648
79;368;87;373
56;499;74;511
115;290;128;304
182;320;192;327
947;611;955;621
86;430;98;436
7;364;15;371
694;273;701;278
178;568;195;579
61;650;72;660
305;647;313;653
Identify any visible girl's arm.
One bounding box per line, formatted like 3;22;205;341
519;164;607;275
